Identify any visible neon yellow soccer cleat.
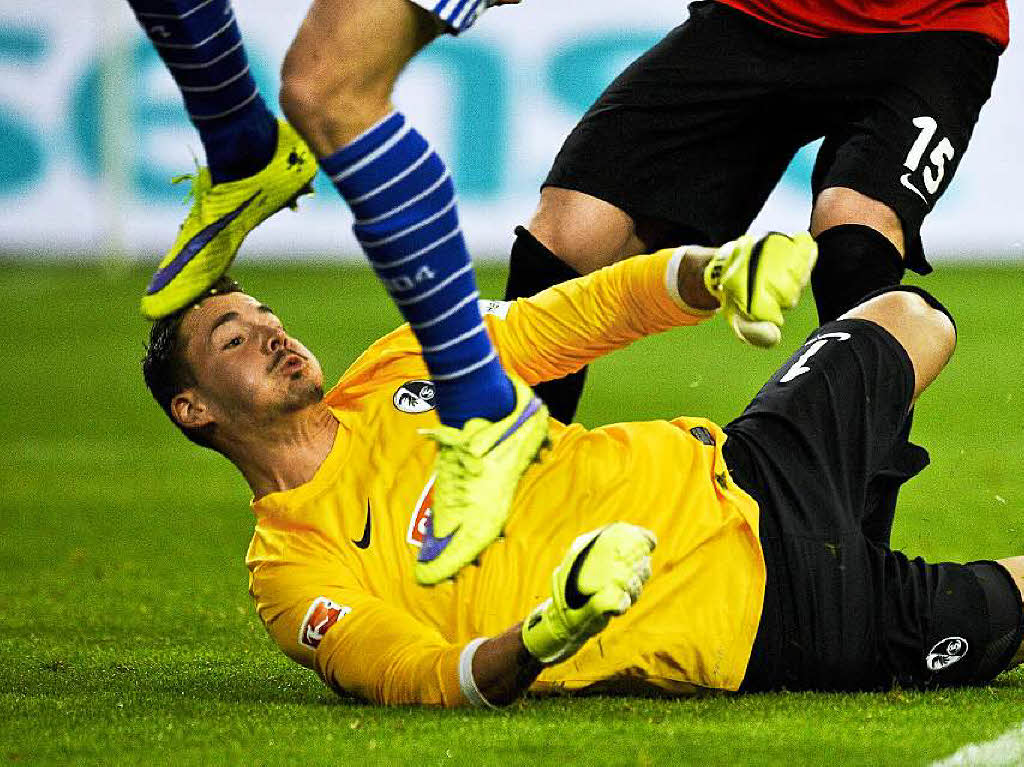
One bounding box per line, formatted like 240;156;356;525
415;375;550;586
140;120;316;320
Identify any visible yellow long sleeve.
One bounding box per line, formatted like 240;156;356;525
250;557;467;707
490;249;713;385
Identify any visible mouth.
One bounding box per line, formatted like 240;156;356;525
270;350;305;373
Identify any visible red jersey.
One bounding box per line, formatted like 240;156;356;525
716;0;1009;48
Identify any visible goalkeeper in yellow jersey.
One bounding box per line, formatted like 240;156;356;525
142;233;1023;706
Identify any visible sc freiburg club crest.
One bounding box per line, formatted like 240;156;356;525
394;380;435;413
926;636;969;672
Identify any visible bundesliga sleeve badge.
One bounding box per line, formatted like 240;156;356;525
298;597;351;650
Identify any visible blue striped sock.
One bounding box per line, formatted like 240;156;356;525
320;112;515;427
129;0;276;183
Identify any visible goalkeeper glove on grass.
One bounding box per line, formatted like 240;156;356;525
703;231;818;348
522;523;656;664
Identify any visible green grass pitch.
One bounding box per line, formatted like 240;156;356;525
1;261;1022;766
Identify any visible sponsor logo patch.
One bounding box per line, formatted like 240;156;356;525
479;299;511;319
407;475;436;547
689;426;715;446
394;380;435;414
926;636;969;671
298;597;351;650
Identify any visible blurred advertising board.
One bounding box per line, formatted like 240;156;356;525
0;1;1021;262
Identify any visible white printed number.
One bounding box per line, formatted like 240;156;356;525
901;116;956;200
779;332;851;383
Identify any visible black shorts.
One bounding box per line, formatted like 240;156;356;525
720;318;1023;691
544;1;1001;273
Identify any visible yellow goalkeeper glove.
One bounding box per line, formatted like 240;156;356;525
522;523;656;665
703;231;818;348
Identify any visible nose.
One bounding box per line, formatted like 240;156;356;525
265;326;288;353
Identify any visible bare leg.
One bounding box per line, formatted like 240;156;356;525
840;288;955;402
280;0;518;428
811;187;905;252
279;0;547;585
280;0;440;152
528;187;649;274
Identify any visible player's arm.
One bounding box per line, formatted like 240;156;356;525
491;233;816;384
251;524;654;707
253;568;470;706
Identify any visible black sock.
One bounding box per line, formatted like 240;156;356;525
504;226;587;423
812;224;906;324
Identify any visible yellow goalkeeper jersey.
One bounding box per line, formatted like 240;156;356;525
246;249;766;706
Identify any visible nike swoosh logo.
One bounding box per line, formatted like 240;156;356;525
352;501;372;549
491;396;544;450
145;192;260;295
899;173;928;204
746;235;768;316
417;514;456;563
563;535;600;611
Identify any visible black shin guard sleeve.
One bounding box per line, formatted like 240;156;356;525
812;224;906;324
503;226;582;301
503;226;587;423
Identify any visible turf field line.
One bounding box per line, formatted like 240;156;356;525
929;720;1024;766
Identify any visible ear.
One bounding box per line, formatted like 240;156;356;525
171;390;216;430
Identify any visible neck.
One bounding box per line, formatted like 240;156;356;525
225;402;340;500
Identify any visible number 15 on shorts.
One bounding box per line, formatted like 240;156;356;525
900;116;956;204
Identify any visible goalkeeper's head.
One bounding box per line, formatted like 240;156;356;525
142;275;325;454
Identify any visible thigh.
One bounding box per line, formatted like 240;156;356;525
286;0;439;94
741;533;1024;691
724;318;917;537
874;556;1024;688
543;1;814;247
810;32;1001;274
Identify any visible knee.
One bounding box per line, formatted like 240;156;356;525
279;43;391;150
528;188;642;274
812;187;905;255
847;288;957;376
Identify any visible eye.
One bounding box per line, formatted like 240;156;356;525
223;335;244;350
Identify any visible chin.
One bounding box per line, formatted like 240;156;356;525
286;382;325;412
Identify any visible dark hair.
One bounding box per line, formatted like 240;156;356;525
142;275;243;451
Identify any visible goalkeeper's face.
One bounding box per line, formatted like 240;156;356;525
176;291;325;432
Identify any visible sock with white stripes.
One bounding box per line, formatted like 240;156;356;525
128;0;277;183
320;112;515;428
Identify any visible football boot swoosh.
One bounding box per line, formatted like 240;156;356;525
145;192;260;295
417;515;457;563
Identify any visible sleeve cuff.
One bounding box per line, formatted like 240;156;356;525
458;637;498;709
665;246;717;320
